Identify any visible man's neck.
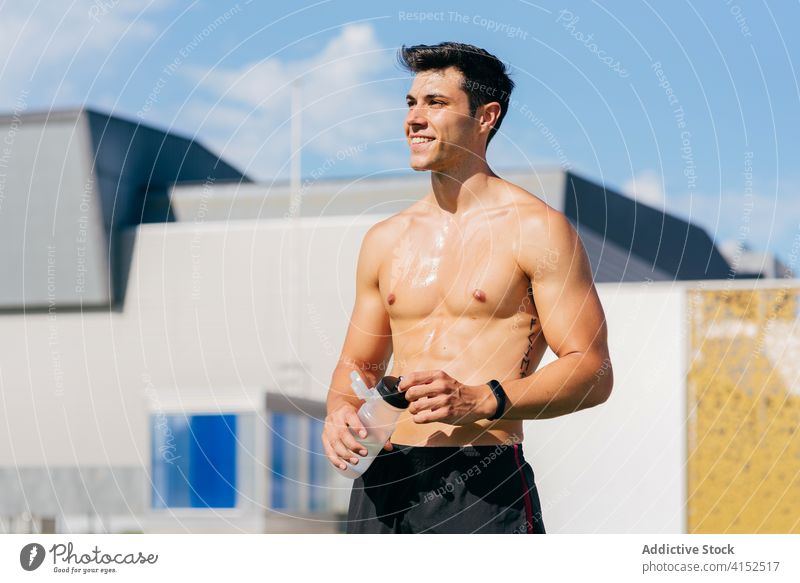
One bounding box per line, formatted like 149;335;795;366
429;157;497;217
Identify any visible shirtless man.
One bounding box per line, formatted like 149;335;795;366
323;41;613;534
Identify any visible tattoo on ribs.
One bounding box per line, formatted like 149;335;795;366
519;317;537;377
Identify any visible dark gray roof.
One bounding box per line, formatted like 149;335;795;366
564;171;732;281
0;107;250;310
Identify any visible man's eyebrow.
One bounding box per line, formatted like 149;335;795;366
405;93;450;101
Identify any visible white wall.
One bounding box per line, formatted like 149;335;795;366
523;281;688;533
0;215;381;527
0;216;380;468
0;112;110;308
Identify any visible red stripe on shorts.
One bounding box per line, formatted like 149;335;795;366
513;443;534;534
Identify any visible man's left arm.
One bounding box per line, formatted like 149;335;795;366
493;210;614;420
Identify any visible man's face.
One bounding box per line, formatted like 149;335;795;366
404;66;482;172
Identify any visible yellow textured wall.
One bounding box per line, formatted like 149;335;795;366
687;286;800;533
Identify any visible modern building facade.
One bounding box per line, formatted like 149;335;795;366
1;108;796;534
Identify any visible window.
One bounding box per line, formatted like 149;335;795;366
308;416;329;512
269;411;302;510
268;411;333;513
151;413;238;509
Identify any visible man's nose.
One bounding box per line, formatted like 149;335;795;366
405;104;428;127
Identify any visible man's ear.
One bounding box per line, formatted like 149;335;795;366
478;102;502;135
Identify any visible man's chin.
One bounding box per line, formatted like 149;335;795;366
409;156;436;172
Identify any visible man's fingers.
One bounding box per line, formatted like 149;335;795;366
404;382;443;403
412;408;446;424
383;440;393;451
398;371;440;392
409;394;448;414
331;438;359;465
344;410;368;438
341;411;369;455
322;405;369;470
340;428;368;457
322;439;347;470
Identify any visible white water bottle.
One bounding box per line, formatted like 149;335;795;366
335;372;410;479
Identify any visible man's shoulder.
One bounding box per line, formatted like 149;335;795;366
494;177;570;235
498;178;580;274
363;203;423;246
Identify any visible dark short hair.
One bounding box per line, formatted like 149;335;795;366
397;41;514;146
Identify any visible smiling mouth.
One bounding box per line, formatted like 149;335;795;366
410;137;436;148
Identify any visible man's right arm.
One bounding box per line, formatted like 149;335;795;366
323;222;394;470
327;221;393;414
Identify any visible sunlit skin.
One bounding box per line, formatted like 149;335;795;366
324;66;612;467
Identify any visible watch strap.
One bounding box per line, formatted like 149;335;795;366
486;379;507;420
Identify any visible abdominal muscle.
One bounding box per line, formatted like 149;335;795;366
385;323;540;448
388;407;524;448
380;279;545;448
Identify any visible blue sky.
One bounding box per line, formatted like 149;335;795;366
2;0;798;264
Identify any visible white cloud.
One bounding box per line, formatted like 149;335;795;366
667;189;797;251
0;2;166;108
174;22;402;180
622;169;665;208
192;24;388;108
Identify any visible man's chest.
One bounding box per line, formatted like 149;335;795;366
377;228;530;320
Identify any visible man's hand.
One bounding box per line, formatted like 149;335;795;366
398;370;497;425
322;403;393;471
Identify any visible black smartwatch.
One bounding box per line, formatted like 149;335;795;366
486;379;508;421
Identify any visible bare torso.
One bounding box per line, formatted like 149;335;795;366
382;179;551;446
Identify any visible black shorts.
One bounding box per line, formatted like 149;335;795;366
345;441;545;534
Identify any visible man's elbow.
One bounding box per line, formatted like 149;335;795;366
587;356;614;407
594;375;614;405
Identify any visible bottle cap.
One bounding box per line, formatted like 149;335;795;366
375;376;410;409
